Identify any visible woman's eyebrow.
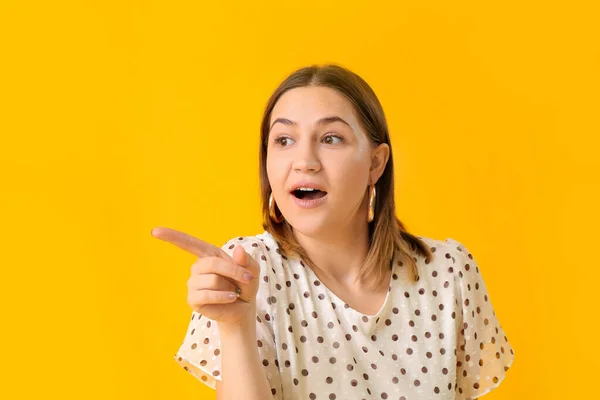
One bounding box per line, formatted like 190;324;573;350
269;116;352;131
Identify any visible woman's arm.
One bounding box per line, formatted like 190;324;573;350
216;316;274;400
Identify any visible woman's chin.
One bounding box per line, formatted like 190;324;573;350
287;217;331;238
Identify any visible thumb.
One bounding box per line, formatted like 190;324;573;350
232;244;248;266
232;245;260;277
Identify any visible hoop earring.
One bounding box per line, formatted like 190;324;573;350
368;185;376;223
269;193;284;223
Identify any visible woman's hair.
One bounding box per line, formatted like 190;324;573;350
259;63;433;289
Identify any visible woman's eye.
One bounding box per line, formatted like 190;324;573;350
274;136;295;147
322;134;343;145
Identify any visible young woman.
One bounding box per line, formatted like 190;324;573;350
153;64;515;399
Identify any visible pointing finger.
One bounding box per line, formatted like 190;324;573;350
151;227;228;259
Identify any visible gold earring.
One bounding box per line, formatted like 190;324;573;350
368;185;376;223
269;193;284;223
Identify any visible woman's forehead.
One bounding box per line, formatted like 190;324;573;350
270;86;358;126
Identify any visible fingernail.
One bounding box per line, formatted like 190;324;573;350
243;272;253;282
228;292;239;300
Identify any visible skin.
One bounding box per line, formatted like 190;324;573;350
266;86;390;294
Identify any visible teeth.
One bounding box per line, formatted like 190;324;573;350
297;187;316;191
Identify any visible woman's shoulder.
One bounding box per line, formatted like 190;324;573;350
413;234;487;290
412;234;470;258
406;234;477;279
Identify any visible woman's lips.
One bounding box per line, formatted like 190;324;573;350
291;192;328;209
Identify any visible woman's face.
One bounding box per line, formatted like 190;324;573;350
266;85;389;238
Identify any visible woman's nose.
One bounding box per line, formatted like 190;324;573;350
292;143;321;172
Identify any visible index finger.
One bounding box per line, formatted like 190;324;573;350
151;227;231;260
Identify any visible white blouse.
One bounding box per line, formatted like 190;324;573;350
174;231;515;399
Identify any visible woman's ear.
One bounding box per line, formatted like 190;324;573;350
369;143;390;184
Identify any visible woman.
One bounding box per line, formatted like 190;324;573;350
153;64;515;399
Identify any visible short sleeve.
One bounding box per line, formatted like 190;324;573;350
446;238;515;399
173;236;283;398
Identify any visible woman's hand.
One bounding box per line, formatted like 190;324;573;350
151;227;261;327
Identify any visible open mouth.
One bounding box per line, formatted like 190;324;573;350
292;188;328;200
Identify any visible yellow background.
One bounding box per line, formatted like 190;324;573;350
1;0;598;399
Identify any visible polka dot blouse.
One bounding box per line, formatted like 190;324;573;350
174;232;515;399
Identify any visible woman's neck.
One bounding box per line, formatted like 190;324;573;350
292;224;370;289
